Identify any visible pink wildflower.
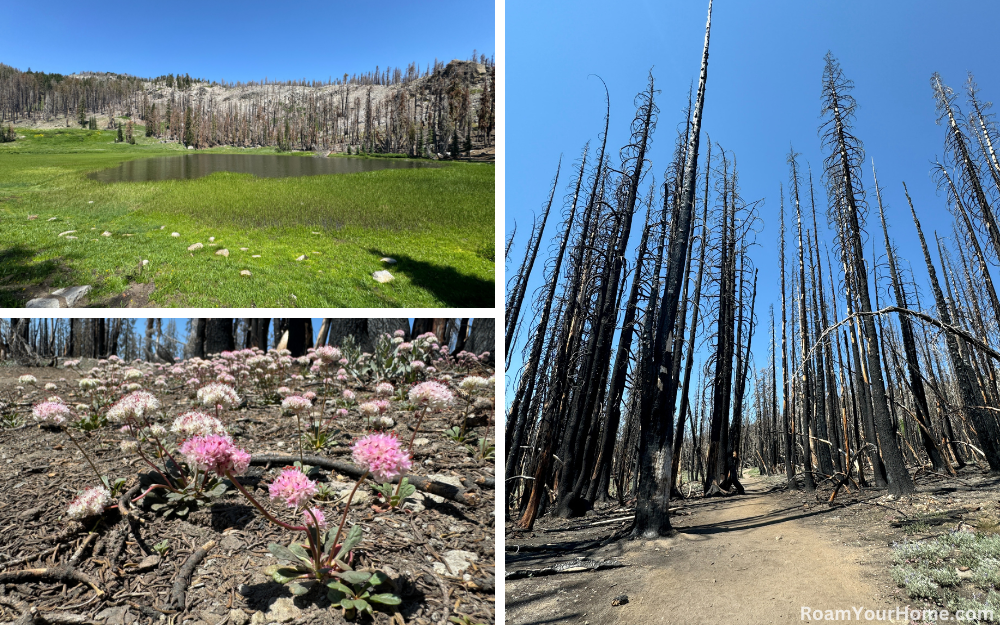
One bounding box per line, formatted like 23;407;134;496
374;382;394;396
408;381;455;411
67;486;111;519
171;411;227;439
196;383;240;409
32;401;73;425
282;395;312;413
351;433;412;483
268;468;317;509
179;435;251;475
302;506;327;528
343;389;356;402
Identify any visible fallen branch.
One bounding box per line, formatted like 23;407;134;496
505;559;627;580
66;533;98;569
0;566;103;596
0;547;59;571
167;539;216;611
249;454;485;506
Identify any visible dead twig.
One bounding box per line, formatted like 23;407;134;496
0;566;103;596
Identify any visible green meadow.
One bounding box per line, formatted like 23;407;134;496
0;127;494;308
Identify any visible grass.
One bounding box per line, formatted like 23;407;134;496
0;127;494;307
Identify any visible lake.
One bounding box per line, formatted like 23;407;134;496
89;153;436;182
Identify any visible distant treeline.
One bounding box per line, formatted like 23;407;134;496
0;52;496;156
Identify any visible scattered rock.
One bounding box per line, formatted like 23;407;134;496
187;145;194;150
240;270;252;276
372;270;394;283
58;230;76;237
216;249;229;257
611;594;629;606
171;232;180;237
134;554;161;572
65;236;78;240
249;612;267;625
433;550;478;576
311;231;321;235
188;243;204;251
209;236;215;242
252;254;261;258
380;257;397;264
101;231;112;237
27;214;37;220
88;201;94;204
142;259;149;266
414;438;431;446
160;226;165;230
264;597;301;623
240;247;248;251
228;610;249;625
26;285;92;308
47;216;58;221
95;606;127;625
295;255;306;261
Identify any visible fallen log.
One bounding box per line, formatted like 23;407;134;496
249;454;485;507
505;559;627;580
167;540;215;611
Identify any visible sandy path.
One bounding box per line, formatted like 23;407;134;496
506;478;901;624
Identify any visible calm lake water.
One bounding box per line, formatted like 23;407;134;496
89;153;436;182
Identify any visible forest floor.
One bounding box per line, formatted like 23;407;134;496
0;363;496;625
506;468;1000;624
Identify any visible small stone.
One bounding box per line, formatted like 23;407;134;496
372;270;394;283
101;231;112;237
295;255;306;261
380;257;397;264
27;214;37;220
142;259;149;266
171;232;180;237
264;597;301;623
87;201;94;204
311;231;321;235
612;594;629;606
47;216;58;221
432;550;478;576
160;226;165;230
240;247;248;251
135;554;161;572
209;236;215;242
249;612;267;625
58;230;76;237
65;236;78;240
228;610;249;625
216;249;229;257
252;254;261;258
414;438;431;446
240;270;252;276
188;243;203;251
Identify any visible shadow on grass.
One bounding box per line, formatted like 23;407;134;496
367;249;494;307
0;245;64;307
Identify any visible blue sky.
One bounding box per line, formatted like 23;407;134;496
506;0;1000;403
2;1;494;83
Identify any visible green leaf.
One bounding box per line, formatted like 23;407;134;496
288;542;311;563
341;598;357;610
340;525;363;554
327;587;347;603
357;599;373;616
326;581;353;595
208;482;228;497
338;570;372;586
270;567;307;584
268;543;300;563
368;571;390;587
399;482;416;498
369;593;401;606
288;581;313;596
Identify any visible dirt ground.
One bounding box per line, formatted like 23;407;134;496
506;469;1000;625
0;362;496;625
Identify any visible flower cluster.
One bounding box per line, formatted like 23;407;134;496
106;390;160;422
196;383;240;410
408;381;455;411
268;468;318;509
351;433;412;482
32;401;74;425
281;395;312;413
170;411;227;439
179;435;251;475
67;486;111;519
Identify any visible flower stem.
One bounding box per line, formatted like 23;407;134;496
393;408;427;499
224;470;303;532
331;470;368;559
61;426;103;484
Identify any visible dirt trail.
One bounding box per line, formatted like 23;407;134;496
506;477;901;624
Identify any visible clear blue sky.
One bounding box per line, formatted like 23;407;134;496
506;0;1000;404
2;1;494;83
